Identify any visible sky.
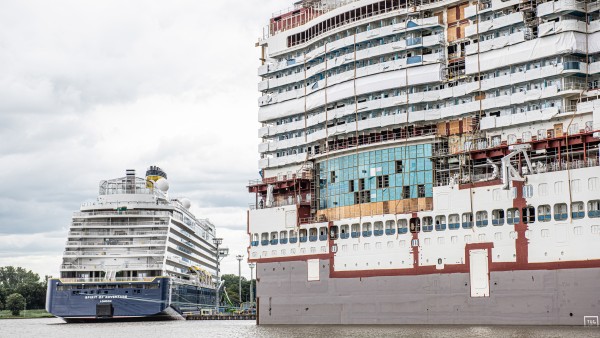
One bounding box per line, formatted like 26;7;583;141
0;0;284;279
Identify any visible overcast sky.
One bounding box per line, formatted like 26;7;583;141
0;0;283;279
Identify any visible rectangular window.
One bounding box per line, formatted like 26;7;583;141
348;180;355;193
395;160;403;173
418;184;425;198
402;186;410;199
330;171;336;183
376;175;390;188
359;178;365;191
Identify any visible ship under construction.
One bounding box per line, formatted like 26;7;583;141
247;0;600;325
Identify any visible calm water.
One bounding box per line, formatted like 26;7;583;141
2;318;599;338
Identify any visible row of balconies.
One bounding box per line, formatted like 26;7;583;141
258;60;574;138
464;12;524;38
73;210;171;217
259;52;444;107
259;80;578;156
259;34;444;92
63;250;164;257
68;230;168;237
259;16;442;77
262;65;566;136
65;240;166;247
60;263;164;271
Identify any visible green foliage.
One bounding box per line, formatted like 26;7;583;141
220;274;255;307
0;266;47;310
6;293;25;316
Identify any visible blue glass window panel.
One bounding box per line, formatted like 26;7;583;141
409;159;417;171
425;172;433;184
424;145;432;156
425;160;433;171
382;150;389;162
410;185;418;198
383;189;389;200
417;171;425;184
425;184;433;197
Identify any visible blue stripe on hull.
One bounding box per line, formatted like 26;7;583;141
46;278;217;321
46;278;170;320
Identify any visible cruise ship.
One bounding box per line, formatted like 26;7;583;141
248;0;600;325
46;167;219;322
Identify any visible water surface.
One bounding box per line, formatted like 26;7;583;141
3;318;599;337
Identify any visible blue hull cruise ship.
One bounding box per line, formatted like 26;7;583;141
46;167;219;322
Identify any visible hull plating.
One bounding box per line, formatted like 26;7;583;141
256;260;600;325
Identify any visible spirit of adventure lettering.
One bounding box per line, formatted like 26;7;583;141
84;295;128;300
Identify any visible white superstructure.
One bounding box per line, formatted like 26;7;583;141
248;0;600;325
61;167;217;287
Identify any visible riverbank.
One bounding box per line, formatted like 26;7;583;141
0;309;54;319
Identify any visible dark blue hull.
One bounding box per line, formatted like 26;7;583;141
46;277;215;322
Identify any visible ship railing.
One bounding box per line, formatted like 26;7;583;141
71;220;170;227
60;263;164;271
68;230;169;237
65;240;167;246
248;169;313;186
533;158;599;174
73;210;172;217
57;277;160;283
63;250;165;256
312;128;437;156
249;195;311;210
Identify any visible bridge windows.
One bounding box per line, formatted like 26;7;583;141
571;202;585;219
507;208;520;225
409;217;420;233
589;200;600;218
385;220;396;235
522;206;535;224
340;224;349;239
492;209;505;226
362;222;373;237
462;213;473;229
289;229;298;244
435;215;447;231
319;227;328;241
374;221;384;236
351;223;360;238
422;217;433;232
554;203;568;221
538;205;551;222
476;211;488;227
449;214;460;230
398;219;408;234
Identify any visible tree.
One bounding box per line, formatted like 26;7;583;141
6;293;25;316
220;274;255;307
0;267;46;309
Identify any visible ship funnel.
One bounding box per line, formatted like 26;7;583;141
146;165;168;190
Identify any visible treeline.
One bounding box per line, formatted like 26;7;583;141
221;274;255;306
0;266;47;310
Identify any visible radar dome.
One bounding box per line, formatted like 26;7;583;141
155;178;169;192
181;198;191;209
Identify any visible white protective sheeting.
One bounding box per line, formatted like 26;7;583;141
480;107;559;130
258;63;441;122
466;32;588;74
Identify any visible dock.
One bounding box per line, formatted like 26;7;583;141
186;314;256;320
